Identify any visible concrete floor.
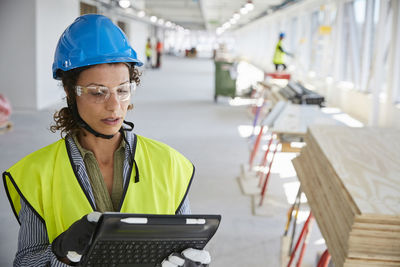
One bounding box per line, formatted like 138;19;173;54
0;56;325;266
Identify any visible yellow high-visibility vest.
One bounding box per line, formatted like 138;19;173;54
273;40;285;65
3;135;194;242
145;43;152;57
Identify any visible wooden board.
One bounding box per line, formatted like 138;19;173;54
271;104;340;136
308;125;400;216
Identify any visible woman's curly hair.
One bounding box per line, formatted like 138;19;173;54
50;63;141;138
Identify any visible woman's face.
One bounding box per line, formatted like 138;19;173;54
75;63;131;136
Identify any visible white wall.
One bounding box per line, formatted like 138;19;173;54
36;0;80;110
323;84;400;129
392;107;400;129
128;21;150;64
0;0;37;110
102;9;150;66
1;0;150;110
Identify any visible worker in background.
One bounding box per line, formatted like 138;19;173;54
145;37;153;68
156;39;163;68
3;14;210;267
273;32;292;71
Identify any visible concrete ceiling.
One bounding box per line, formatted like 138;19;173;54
143;0;205;30
142;0;287;31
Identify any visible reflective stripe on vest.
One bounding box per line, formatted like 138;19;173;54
3;134;194;242
273;40;285;64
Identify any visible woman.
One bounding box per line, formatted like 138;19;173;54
3;14;209;266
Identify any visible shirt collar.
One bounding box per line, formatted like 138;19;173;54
72;132;126;158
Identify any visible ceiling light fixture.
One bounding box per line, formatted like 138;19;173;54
240;7;249;15
245;0;254;11
118;0;131;8
223;22;231;29
233;13;240;20
137;10;145;17
165;21;172;27
150;16;157;23
158;18;164;25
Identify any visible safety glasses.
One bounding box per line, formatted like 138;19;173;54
75;82;136;104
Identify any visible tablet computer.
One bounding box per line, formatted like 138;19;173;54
80;213;221;267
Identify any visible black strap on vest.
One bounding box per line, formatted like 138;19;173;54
69;102;140;183
69;102;115;139
119;121;140;183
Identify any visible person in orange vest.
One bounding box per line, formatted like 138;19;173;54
156;39;163;68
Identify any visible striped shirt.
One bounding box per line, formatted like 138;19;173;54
14;132;191;266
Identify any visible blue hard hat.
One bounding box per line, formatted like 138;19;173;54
52;14;143;80
279;32;285;38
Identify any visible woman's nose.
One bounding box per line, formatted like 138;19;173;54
105;91;120;109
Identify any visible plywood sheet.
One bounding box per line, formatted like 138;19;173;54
308;125;400;216
292;125;400;266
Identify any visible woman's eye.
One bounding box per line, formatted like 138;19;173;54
117;86;130;94
90;91;101;96
89;89;105;96
118;88;129;94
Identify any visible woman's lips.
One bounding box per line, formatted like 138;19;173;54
101;118;121;125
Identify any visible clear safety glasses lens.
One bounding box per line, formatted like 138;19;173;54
75;83;136;103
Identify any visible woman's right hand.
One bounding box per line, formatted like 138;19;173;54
51;212;102;264
162;248;211;267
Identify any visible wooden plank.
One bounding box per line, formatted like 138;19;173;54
308;125;400;216
271;104;340;136
292;155;346;266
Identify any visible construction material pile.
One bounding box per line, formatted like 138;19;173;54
292;125;400;267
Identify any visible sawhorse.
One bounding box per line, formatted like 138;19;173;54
283;206;331;267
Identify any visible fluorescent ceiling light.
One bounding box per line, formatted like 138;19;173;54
245;2;254;11
240;7;249;14
150;16;157;23
222;22;231;29
118;0;130;8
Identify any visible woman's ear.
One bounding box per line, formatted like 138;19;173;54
127;104;134;110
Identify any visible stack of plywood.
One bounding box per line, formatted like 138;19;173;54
292;125;400;267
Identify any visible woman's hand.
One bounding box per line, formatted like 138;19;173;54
51;212;102;264
162;248;211;267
